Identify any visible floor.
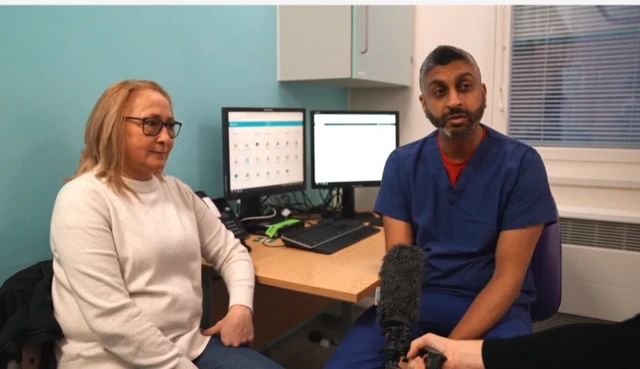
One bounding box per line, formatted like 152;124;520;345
261;304;610;369
265;313;342;369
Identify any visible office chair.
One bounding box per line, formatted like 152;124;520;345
529;215;563;322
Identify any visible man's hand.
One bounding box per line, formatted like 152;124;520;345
201;304;254;347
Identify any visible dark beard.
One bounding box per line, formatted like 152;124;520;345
426;95;486;138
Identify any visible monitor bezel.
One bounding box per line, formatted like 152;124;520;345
221;107;308;200
310;110;400;189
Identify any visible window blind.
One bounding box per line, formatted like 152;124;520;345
508;5;640;148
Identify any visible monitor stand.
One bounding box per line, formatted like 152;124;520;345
340;186;376;222
238;196;264;219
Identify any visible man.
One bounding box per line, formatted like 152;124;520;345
323;45;558;369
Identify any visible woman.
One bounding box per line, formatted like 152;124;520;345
50;80;284;369
406;312;639;369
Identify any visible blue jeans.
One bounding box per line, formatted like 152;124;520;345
193;336;285;369
323;289;532;369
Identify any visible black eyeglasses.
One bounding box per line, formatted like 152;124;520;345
125;116;182;138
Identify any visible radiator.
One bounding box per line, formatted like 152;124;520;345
558;217;640;322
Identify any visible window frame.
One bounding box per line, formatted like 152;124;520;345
491;6;640;191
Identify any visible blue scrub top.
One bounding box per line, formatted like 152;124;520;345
374;125;558;309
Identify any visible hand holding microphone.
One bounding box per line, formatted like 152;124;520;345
377;244;447;369
406;333;479;369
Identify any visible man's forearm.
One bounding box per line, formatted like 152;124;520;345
448;277;521;340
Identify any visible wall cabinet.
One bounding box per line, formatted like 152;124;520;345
277;5;415;88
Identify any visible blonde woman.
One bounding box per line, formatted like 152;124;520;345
50;80;284;369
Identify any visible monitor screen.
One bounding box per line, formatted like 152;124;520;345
222;108;306;199
311;111;399;187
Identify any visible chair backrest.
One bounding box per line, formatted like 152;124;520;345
529;217;563;322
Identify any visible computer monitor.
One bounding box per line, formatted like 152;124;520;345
310;110;399;220
222;107;307;218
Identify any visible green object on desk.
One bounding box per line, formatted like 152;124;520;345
265;218;301;239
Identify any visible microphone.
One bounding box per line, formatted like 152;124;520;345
377;243;424;368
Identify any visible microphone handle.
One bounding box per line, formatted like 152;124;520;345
418;347;447;369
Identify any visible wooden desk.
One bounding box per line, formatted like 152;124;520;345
204;221;386;302
247;226;385;302
203;221;386;348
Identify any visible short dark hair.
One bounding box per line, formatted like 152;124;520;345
419;45;481;94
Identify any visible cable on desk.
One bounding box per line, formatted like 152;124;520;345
261;239;285;248
240;207;278;222
260;188;344;221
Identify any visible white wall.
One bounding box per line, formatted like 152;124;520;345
350;5;640;321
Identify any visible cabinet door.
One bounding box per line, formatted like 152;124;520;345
352;5;414;87
278;5;352;82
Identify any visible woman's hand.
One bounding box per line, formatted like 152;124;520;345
406;333;485;369
201;305;254;347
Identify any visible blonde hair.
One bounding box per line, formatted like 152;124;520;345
66;79;173;197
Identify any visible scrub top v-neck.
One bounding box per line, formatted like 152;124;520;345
374;124;558;309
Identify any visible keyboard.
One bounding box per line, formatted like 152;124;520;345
281;219;380;254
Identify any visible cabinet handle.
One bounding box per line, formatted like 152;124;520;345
360;5;369;54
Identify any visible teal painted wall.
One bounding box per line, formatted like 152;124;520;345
0;6;347;281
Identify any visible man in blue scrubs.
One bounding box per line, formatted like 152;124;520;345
323;45;558;369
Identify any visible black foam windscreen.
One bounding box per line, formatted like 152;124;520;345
377;243;425;368
377;243;424;328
